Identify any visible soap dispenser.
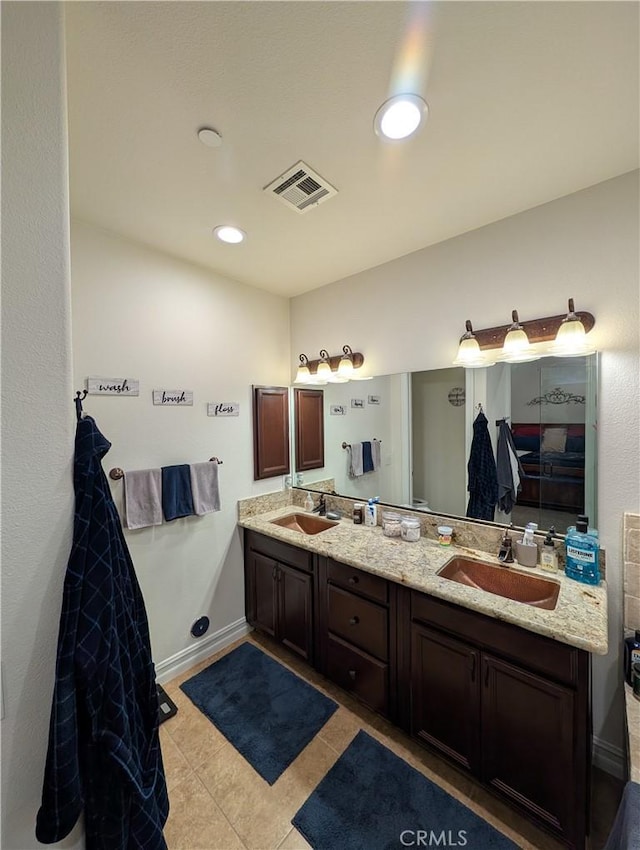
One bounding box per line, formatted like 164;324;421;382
304;492;314;512
540;527;558;572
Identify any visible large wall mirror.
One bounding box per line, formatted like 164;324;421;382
292;354;598;535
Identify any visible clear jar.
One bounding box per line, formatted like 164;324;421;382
401;518;421;542
382;511;403;538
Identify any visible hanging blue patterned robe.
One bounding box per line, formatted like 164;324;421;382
36;416;168;849
466;411;499;521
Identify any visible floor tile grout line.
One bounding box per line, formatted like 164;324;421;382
189;771;250;850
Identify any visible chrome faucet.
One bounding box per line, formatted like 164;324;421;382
498;525;514;564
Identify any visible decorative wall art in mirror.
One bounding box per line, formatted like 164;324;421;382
291;354;598;535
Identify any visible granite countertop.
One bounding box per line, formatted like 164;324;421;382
625;683;640;783
239;506;608;656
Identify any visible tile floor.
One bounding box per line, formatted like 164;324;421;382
160;634;622;850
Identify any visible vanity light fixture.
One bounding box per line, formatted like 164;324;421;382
452;302;596;368
374;94;429;141
293;346;366;383
551;299;596;357
453;321;492;369
213;225;245;244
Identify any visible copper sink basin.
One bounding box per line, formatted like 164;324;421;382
270;513;339;535
437;557;560;610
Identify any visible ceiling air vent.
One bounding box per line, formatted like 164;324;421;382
264;161;337;214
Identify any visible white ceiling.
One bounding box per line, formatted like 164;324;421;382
65;2;639;297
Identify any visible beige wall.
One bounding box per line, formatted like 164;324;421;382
291;171;640;761
70;220;291;666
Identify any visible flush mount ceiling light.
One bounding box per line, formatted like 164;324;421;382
197;127;223;148
374;93;429;141
213;225;245;244
452;301;596;368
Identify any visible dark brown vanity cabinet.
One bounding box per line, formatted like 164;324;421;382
410;622;481;774
403;591;589;850
244;531;314;663
243;535;591;849
317;558;395;718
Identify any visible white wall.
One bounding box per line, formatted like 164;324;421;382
291;172;640;757
307;375;400;503
70;221;291;666
511;357;587;424
1;4;80;848
411;368;466;516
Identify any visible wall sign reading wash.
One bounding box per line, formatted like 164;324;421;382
207;402;239;417
153;390;193;406
87;377;139;396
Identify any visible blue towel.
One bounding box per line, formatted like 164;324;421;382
161;464;194;521
362;441;374;473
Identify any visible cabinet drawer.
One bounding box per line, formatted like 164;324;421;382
411;592;578;686
326;634;388;715
327;558;388;604
327;585;388;661
245;530;313;573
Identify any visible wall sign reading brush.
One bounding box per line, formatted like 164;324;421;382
152;389;193;406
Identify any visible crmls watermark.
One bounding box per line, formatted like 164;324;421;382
400;830;468;847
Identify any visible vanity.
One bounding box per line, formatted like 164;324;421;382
239;500;608;850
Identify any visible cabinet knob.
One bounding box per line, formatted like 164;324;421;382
349;616;360;626
348;576;359;585
348;669;357;680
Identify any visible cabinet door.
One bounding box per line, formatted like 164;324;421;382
294;387;324;471
252;385;290;480
278;562;313;662
411;623;480;773
481;654;576;841
247;551;277;638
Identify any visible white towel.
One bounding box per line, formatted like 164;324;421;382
348;443;364;478
189;462;221;515
123;468;163;529
372;439;382;471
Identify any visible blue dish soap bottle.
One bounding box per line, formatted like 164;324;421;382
565;516;600;585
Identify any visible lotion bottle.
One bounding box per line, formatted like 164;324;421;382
364;497;379;527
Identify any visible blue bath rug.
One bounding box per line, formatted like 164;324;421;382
292;730;518;850
180;642;338;784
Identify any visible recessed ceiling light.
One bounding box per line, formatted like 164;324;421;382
213;225;245;244
198;127;223;148
374;94;428;141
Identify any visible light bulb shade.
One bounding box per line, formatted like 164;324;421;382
552;315;593;356
295;365;311;383
337;355;354;378
328;374;349;383
316;360;332;378
452;327;493;368
497;323;537;362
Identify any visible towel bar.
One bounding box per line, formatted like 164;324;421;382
109;457;223;480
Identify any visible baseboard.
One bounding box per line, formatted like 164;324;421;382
592;735;626;780
155;617;251;685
